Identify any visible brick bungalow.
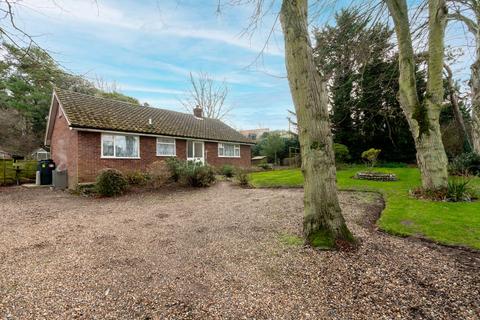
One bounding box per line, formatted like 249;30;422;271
45;89;254;188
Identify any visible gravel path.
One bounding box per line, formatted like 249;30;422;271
0;183;478;319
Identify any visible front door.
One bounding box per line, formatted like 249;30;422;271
187;140;204;164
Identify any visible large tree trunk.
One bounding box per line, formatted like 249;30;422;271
472;27;480;154
386;0;448;189
280;0;353;248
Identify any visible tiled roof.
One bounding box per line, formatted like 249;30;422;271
55;88;254;144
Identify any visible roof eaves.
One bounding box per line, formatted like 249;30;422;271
71;125;256;145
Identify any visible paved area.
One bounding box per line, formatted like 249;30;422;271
0;183;478;319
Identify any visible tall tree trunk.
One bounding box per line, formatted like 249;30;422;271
386;0;448;189
472;27;480;153
280;0;353;248
444;64;472;150
446;3;480;153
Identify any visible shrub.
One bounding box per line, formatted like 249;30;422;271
124;170;149;186
447;178;474;202
361;148;381;168
179;161;216;187
411;177;476;202
236;169;250;187
333;143;350;163
147;161;172;188
220;164;235;178
165;157;183;181
95;169;128;197
75;183;96;196
448;152;480;176
378;162;408;168
258;163;273;170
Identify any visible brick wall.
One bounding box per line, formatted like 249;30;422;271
77;132;188;183
205;142;251;167
50;107;78;188
56;130;252;185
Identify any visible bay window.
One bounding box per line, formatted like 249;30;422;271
156;137;176;156
218;143;240;158
101;134;139;158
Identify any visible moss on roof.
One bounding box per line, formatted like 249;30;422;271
55;88;253;144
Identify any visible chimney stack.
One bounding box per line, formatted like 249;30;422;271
193;105;203;118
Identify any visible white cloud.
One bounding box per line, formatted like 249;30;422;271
120;84;184;95
19;0;284;56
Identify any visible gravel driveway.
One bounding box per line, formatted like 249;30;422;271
0;182;478;319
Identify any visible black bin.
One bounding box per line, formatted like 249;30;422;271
38;159;55;185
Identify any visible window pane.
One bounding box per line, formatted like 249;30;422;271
194;142;203;158
115;135;138;157
234;147;240;157
187;141;194;158
157;143;175;156
157;138;175;156
102;135;114;156
218;144;224;156
126;136;139;157
224;144;234;157
115;135;127;157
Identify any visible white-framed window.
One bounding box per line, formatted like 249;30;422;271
101;134;140;158
156;137;176;156
218;143;240;158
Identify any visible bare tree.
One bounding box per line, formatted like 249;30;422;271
444;63;472;149
0;0;35;50
386;0;449;189
0;108;38;156
180;72;231;120
446;0;480;153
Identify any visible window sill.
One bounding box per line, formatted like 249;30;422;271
101;157;141;159
218;156;241;158
156;154;176;157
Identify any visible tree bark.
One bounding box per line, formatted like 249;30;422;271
386;0;448;189
472;26;480;153
444;64;472;150
280;0;353;248
447;4;480;153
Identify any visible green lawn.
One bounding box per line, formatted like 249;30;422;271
250;166;480;250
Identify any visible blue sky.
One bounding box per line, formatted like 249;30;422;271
13;0;290;130
8;0;477;130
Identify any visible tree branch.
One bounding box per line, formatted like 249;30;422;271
447;11;478;34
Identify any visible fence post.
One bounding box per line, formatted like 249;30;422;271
2;157;6;186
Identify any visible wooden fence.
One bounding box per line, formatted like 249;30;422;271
0;160;38;186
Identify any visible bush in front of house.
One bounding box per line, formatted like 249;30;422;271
147;161;172;188
95;168;128;197
235;169;250;187
124;170;150;186
179;161;216;187
219;164;235;178
165;157;183;182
